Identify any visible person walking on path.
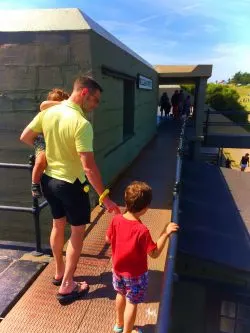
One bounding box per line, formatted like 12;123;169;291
171;90;179;119
106;181;179;333
20;76;120;303
159;92;171;118
240;153;249;171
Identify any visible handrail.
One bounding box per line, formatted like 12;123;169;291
156;118;187;333
0;155;48;255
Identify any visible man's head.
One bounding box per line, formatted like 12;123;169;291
71;76;103;112
124;181;152;215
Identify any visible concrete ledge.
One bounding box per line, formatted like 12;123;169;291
0;259;47;318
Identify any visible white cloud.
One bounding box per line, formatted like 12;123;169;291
136;14;163;24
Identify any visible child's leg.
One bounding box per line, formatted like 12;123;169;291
32;151;47;198
32;151;47;184
115;292;126;328
123;300;138;333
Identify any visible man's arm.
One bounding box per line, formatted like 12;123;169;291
80;152;120;214
20;126;40;147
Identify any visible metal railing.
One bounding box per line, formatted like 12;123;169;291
0;155;48;255
157;118;187;333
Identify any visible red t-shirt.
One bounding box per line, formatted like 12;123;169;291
106;214;157;277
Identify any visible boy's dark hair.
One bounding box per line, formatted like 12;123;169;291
125;181;152;213
47;88;69;101
74;76;103;93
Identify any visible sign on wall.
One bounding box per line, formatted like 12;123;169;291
137;74;153;90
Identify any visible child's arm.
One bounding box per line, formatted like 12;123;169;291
149;222;179;259
40;101;61;111
105;235;111;244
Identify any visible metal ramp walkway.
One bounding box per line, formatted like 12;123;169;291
0;120;180;333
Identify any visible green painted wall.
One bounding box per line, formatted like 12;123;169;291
89;31;158;185
176;253;250;290
171;281;206;333
170;253;250;333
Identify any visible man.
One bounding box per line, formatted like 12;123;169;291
20;76;120;303
171;90;179;119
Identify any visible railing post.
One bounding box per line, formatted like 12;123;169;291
204;108;210;145
29;155;43;256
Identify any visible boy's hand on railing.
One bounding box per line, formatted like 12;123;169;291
165;222;179;237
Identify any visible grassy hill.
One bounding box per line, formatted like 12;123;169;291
229;84;250;111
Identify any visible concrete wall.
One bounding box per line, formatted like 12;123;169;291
89;31;158;184
0;31;92;243
0;29;158;242
0;31;92;163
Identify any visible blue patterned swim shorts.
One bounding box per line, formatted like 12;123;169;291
112;271;148;304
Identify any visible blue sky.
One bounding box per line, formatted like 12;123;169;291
0;0;249;81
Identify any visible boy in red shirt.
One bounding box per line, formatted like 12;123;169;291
106;181;179;333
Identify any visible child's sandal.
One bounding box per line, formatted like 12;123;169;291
113;324;123;332
31;183;43;198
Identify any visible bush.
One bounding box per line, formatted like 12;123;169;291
181;84;195;95
206;84;242;110
206;83;248;124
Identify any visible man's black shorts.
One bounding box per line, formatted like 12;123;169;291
41;174;90;226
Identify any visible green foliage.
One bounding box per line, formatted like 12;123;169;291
181;85;195;95
231;71;250;85
206;83;248;124
206;83;242;110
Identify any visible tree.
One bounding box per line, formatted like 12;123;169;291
231;71;250;85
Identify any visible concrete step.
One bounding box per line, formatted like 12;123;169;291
0;243;48;318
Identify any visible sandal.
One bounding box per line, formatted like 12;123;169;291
31;183;43;198
52;277;63;286
56;282;89;304
113;324;123;332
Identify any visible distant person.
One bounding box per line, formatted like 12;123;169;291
181;95;191;119
240;153;249;171
31;88;70;198
171;90;179;119
225;158;232;169
178;89;185;115
106;181;179;333
159;92;171;117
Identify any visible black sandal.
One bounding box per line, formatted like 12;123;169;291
56;282;89;304
52;277;63;286
31;183;43;198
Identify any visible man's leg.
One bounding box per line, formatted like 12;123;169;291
50;217;67;280
58;224;86;294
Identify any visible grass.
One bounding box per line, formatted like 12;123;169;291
228;84;250;111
